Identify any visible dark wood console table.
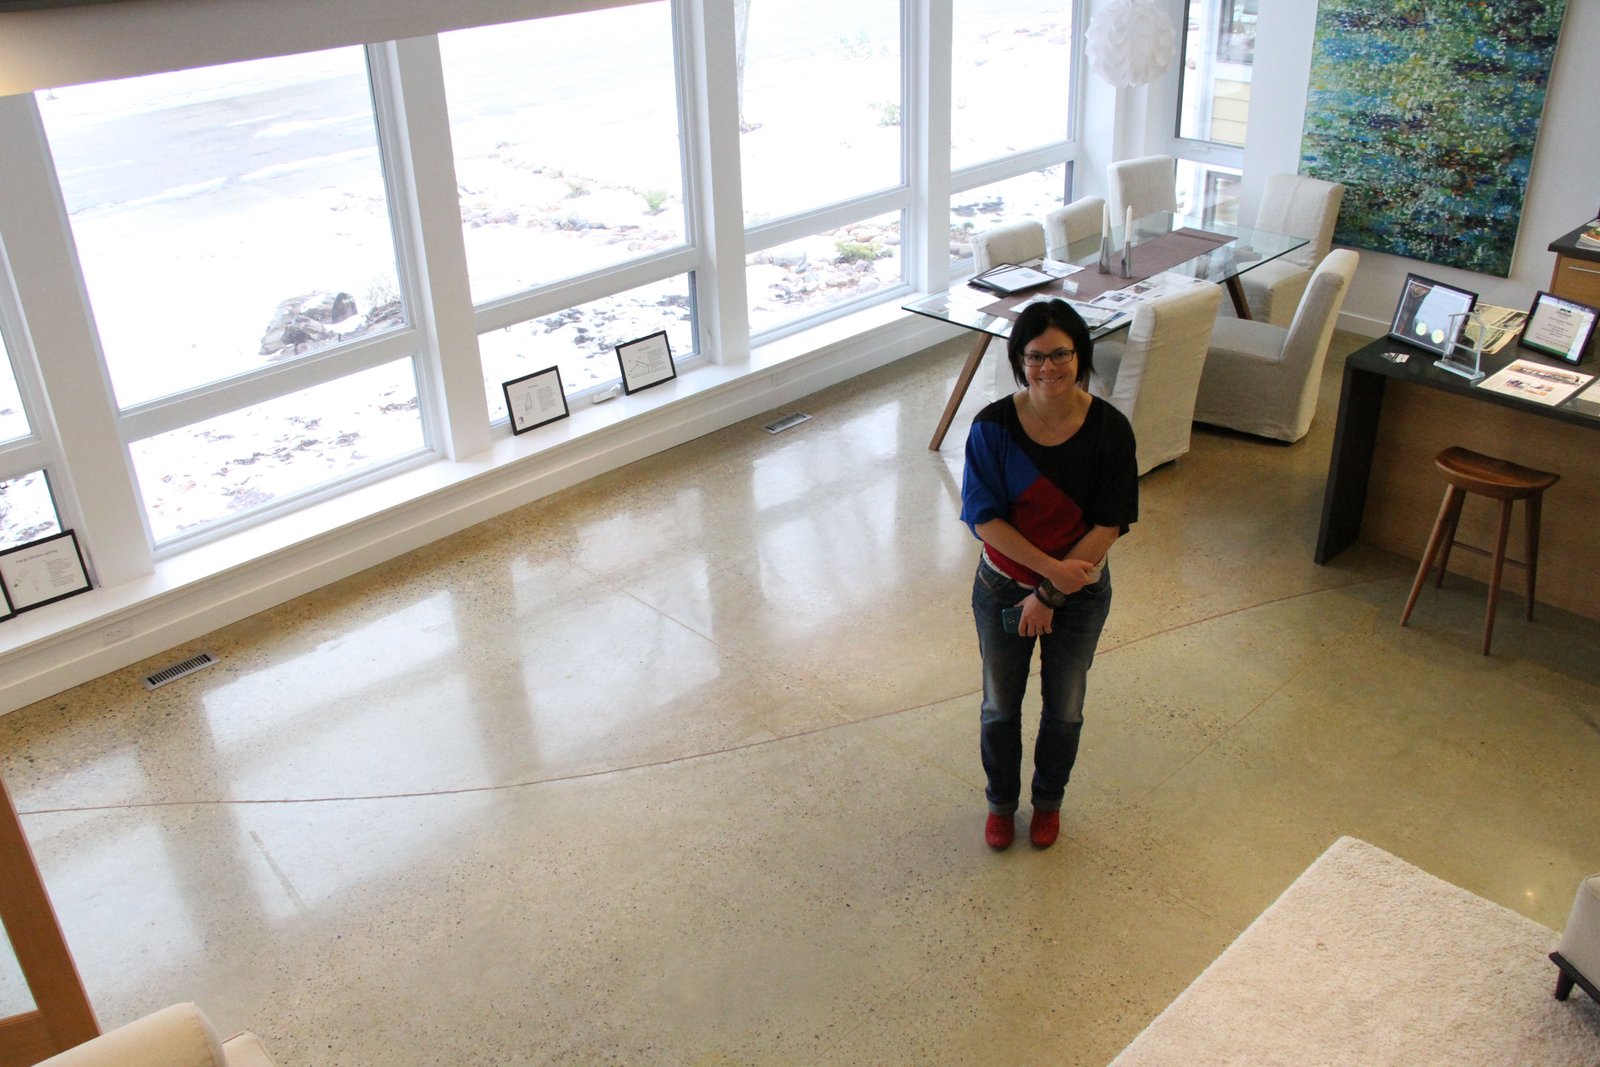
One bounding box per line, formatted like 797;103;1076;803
1317;336;1600;620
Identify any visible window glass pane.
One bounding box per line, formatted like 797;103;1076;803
0;330;29;446
1176;159;1241;225
440;4;687;303
740;1;903;225
1178;0;1255;147
38;50;404;409
949;166;1067;265
479;276;696;422
129;358;424;543
747;211;903;336
0;471;61;552
951;2;1074;170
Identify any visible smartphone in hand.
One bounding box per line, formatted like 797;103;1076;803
1002;605;1023;634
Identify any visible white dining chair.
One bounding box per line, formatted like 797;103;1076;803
1044;196;1106;254
1089;283;1222;475
971;219;1046;273
1237;173;1346;326
1195;248;1359;443
1106;155;1177;222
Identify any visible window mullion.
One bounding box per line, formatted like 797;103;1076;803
0;93;154;583
909;0;952;294
684;0;751;365
372;37;489;462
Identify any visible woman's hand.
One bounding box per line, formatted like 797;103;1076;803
1044;557;1099;596
1017;593;1054;636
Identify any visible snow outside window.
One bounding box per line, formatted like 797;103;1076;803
439;4;688;304
950;1;1075;172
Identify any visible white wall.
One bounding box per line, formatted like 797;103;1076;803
1244;0;1600;334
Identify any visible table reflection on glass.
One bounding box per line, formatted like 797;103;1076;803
906;211;1308;450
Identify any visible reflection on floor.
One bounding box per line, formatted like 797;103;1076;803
2;331;1599;1065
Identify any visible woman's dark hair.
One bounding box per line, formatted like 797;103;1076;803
1005;298;1094;388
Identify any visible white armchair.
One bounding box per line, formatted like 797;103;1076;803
1106;155;1177;221
34;1003;276;1067
1090;283;1222;475
1044;196;1106;254
1238;173;1345;326
1194;249;1359;443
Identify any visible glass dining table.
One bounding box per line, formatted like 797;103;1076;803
906;211;1309;450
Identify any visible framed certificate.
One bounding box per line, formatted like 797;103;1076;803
1388;274;1477;358
502;366;570;434
1519;291;1598;365
615;331;676;395
0;529;92;612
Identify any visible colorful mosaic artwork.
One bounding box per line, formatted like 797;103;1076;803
1299;0;1566;277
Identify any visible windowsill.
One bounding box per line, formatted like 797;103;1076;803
0;298;945;670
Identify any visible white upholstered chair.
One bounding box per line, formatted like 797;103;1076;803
971;220;1048;402
1106;155;1177;222
1089;283;1222;475
971;219;1046;273
1237;173;1346;326
1044;196;1106;253
1194;248;1359;443
35;1003;277;1066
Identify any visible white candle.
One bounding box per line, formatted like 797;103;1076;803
1101;202;1111;242
1124;206;1133;240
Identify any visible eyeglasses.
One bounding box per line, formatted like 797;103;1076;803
1021;348;1076;367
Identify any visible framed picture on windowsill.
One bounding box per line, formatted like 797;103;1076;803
1388;273;1477;359
0;529;92;613
615;330;676;395
502;366;570;434
0;582;13;623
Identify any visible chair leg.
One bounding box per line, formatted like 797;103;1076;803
1433;488;1466;588
1402;485;1461;628
1525;492;1543;622
1482;499;1514;655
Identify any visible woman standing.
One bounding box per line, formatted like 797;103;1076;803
960;299;1138;850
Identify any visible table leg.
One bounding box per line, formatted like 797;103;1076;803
1316;364;1386;564
929;331;993;451
1225;276;1252;319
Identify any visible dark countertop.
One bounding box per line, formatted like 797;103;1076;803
1350;334;1600;430
1548;219;1600;264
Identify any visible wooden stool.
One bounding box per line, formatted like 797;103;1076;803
1400;446;1559;655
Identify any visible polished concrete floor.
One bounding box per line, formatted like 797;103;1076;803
3;331;1600;1065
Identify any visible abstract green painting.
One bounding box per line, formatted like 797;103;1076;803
1300;0;1566;277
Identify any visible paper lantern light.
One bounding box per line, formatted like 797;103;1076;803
1085;0;1179;89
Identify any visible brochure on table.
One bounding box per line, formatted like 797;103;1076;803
1475;357;1593;406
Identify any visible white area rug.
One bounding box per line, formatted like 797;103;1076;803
1111;837;1600;1065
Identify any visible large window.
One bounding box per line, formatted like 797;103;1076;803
947;2;1077;270
440;3;697;411
37;48;428;545
0;0;1086;609
950;1;1075;171
1172;0;1255;222
738;1;911;338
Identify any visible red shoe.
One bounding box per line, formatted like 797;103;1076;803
985;812;1014;850
1030;809;1060;848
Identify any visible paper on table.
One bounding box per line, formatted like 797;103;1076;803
1475;358;1592;406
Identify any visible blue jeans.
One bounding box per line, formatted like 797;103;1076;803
972;559;1112;816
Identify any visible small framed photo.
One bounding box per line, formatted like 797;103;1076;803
615;330;676;395
0;529;92;613
1388;273;1477;358
502;366;570;434
1518;291;1599;365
